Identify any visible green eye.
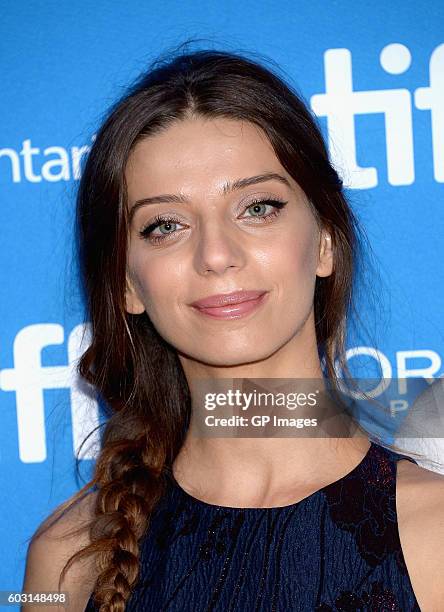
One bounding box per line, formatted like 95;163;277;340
158;221;177;234
140;214;184;242
242;198;288;220
247;202;269;216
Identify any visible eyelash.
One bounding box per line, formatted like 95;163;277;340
138;198;288;244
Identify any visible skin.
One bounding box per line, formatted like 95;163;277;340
123;116;444;610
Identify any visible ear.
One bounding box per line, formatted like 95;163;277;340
316;228;334;278
125;272;145;314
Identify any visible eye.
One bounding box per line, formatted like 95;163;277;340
139;214;185;244
241;198;288;221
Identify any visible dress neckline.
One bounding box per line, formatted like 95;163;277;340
168;439;375;512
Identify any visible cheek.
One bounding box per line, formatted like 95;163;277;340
131;253;184;315
265;225;319;320
263;226;318;283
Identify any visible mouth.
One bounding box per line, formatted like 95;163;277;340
189;290;269;320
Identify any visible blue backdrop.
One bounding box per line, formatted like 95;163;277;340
1;0;443;596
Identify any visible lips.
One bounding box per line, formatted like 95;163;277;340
189;290;269;320
190;290;267;309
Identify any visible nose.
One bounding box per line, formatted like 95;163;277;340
194;218;246;276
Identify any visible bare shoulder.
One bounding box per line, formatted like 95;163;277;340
22;490;99;612
396;458;444;611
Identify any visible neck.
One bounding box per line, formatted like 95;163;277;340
172;317;369;507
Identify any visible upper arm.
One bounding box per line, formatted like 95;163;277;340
22;492;99;612
397;459;444;611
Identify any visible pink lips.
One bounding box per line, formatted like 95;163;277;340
189;290;268;320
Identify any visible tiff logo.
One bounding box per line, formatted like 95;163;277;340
0;44;442;190
311;42;444;189
0;323;100;463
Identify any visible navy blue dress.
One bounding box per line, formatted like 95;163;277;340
85;441;421;611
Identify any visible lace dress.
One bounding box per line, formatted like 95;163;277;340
85;440;421;611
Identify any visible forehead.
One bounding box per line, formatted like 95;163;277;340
125;117;294;199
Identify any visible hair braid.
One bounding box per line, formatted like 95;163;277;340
87;430;168;611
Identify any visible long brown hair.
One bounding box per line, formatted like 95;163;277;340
30;42;427;611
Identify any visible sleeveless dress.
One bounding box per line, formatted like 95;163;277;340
85;441;421;611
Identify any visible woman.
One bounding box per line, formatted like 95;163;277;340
23;46;444;611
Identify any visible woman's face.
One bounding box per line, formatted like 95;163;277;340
124;116;332;366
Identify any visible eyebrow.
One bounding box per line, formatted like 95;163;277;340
128;171;292;222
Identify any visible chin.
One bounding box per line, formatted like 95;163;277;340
179;343;278;368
